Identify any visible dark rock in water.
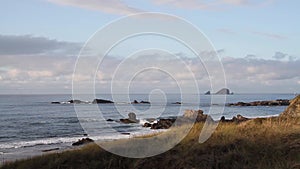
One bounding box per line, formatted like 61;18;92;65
132;100;139;104
83;134;88;136
228;99;290;107
143;122;152;127
72;138;94;146
68;100;85;104
280;95;300;117
120;112;139;123
140;101;150;104
215;88;232;95
92;99;114;104
205;91;211;95
172;102;181;105
131;100;150;104
220;114;249;123
51;101;61;104
106;119;114;122
150;118;176;129
121;132;131;135
42;148;59;152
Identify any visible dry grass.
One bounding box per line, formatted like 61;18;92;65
2;117;300;169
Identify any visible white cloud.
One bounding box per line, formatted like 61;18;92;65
0;45;299;94
47;0;143;15
251;31;287;40
0;34;81;55
149;0;272;10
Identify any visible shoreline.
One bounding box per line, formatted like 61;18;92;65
2;114;300;169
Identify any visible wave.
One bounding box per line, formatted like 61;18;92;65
0;133;134;150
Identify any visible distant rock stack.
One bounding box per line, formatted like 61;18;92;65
280;95;300;117
215;88;233;95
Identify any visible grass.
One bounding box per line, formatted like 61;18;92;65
2;116;300;169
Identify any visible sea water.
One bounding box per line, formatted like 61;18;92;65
0;93;295;162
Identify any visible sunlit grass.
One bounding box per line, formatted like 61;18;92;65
2;116;300;169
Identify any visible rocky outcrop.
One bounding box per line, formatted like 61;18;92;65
228;99;290;107
149;118;176;129
172;102;181;105
183;109;213;122
92;99;114;104
143;109;214;129
220;114;249;123
72;138;94;146
280;95;300;117
205;91;211;95
131;100;150;104
120;112;139;123
215;88;232;95
68;100;86;104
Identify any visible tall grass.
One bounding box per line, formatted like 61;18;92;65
2;117;300;169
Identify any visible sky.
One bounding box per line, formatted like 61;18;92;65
0;0;299;94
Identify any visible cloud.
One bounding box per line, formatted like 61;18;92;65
273;52;287;60
1;49;299;94
47;0;143;15
251;31;287;40
0;34;81;55
149;0;273;10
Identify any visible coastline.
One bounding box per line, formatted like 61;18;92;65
2;115;300;169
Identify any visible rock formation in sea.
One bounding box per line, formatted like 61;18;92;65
92;99;114;104
205;88;233;95
280;95;300;117
120;112;139;123
205;91;211;95
131;100;150;104
72;138;94;146
228;99;290;106
215;88;233;95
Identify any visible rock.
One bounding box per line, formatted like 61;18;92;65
106;119;114;122
228;99;290;107
236;114;248;122
281;95;300;117
140;101;150;104
120;112;139;123
172;102;181;105
183;109;211;122
150;118;176;129
205;91;211;95
72;138;94;146
215;88;232;95
51;101;61;104
132;100;139;104
68;100;85;104
92;99;114;104
131;100;150;104
220;115;249;123
42;148;59;152
143;122;152;127
121;132;130;135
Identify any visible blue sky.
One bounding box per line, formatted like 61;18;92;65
0;0;299;94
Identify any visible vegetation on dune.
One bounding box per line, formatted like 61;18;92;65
2;116;300;169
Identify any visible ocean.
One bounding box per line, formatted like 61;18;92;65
0;93;295;162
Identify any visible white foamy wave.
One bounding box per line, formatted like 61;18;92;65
0;134;136;150
0;137;84;149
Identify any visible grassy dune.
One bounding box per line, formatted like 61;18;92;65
2;117;300;169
